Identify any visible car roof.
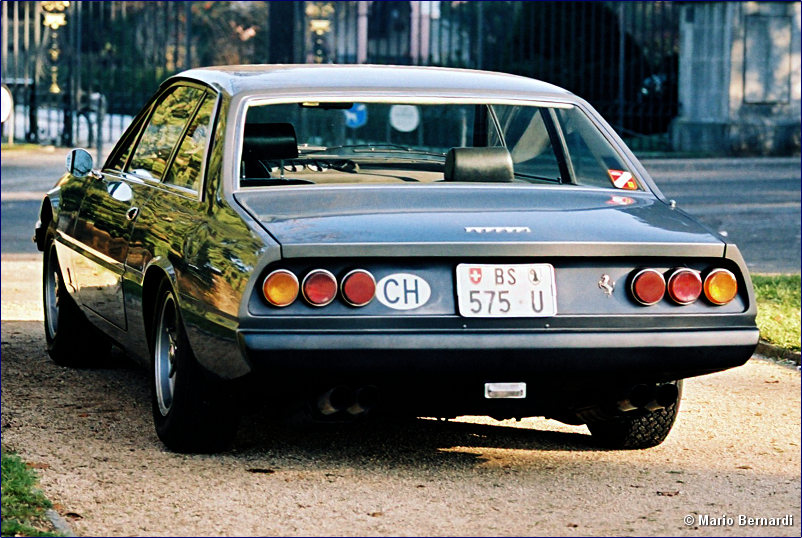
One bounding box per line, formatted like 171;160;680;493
168;64;574;100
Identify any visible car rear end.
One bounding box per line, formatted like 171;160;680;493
224;81;758;442
234;186;758;421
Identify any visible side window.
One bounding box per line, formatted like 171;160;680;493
163;94;216;192
127;86;204;180
491;106;562;181
555;107;638;190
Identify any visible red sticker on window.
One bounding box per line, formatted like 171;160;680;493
608;169;638;190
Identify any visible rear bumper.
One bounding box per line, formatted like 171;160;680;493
238;327;758;381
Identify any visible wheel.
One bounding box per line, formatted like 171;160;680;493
43;231;110;367
150;281;238;453
586;381;682;449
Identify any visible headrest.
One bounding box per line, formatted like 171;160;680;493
243;122;299;161
444;147;514;182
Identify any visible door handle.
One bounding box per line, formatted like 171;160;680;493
126;207;140;221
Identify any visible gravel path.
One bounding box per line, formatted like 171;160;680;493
2;254;800;536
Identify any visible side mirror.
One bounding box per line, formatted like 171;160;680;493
66;148;101;179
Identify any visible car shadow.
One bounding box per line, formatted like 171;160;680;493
1;320;604;472
232;409;602;471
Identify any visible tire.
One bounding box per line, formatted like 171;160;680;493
43;231;110;367
586;381;682;449
150;281;238;453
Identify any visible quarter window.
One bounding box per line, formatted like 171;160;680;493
127;86;204;180
163;94;216;192
490;106;562;182
554;108;637;189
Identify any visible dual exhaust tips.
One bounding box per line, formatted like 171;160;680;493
317;385;379;417
617;383;679;413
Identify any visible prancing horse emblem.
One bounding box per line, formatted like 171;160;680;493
598;274;615;296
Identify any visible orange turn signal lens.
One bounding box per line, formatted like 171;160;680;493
667;268;702;305
630;268;666;305
262;269;299;307
704;269;738;305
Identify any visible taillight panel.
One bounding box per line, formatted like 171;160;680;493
251;259;747;318
261;267;378;308
630;266;739;307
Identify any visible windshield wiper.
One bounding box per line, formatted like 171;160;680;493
300;144;443;157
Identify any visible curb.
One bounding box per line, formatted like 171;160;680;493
756;340;801;366
45;509;77;537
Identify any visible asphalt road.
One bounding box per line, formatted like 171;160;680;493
1;147;799;273
643;158;801;274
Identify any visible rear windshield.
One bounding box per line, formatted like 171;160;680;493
239;101;638;191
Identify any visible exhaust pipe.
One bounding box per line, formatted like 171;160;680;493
655;383;679;408
317;386;354;416
347;386;379;416
617;383;678;413
617;384;655;412
642;383;680;411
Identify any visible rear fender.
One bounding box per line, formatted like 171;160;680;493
34;193;60;251
140;257;178;350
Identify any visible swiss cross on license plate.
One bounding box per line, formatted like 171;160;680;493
456;263;557;318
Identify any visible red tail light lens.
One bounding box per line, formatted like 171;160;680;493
667;268;702;305
704;269;738;305
302;269;338;306
631;268;666;305
341;269;376;307
262;269;299;307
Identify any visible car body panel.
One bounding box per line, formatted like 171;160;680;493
234;185;723;259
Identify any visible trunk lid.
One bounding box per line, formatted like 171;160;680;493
234;185;724;258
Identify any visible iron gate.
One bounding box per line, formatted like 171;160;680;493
2;1;679;152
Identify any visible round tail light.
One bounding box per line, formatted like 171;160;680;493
667;268;702;305
704;268;738;305
263;269;299;307
341;269;376;307
631;268;666;305
302;269;338;306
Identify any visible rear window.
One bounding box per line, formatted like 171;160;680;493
239;101;638;191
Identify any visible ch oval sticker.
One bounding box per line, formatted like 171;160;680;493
376;273;431;310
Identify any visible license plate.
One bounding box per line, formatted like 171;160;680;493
456;263;557;317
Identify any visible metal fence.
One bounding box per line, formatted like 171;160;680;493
2;1;679;152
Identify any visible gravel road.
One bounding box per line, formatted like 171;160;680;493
1;255;800;536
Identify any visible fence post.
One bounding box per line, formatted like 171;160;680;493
184;2;192;68
476;1;483;69
95;93;106;163
356;2;368;63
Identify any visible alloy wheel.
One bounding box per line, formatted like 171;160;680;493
154;295;179;417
